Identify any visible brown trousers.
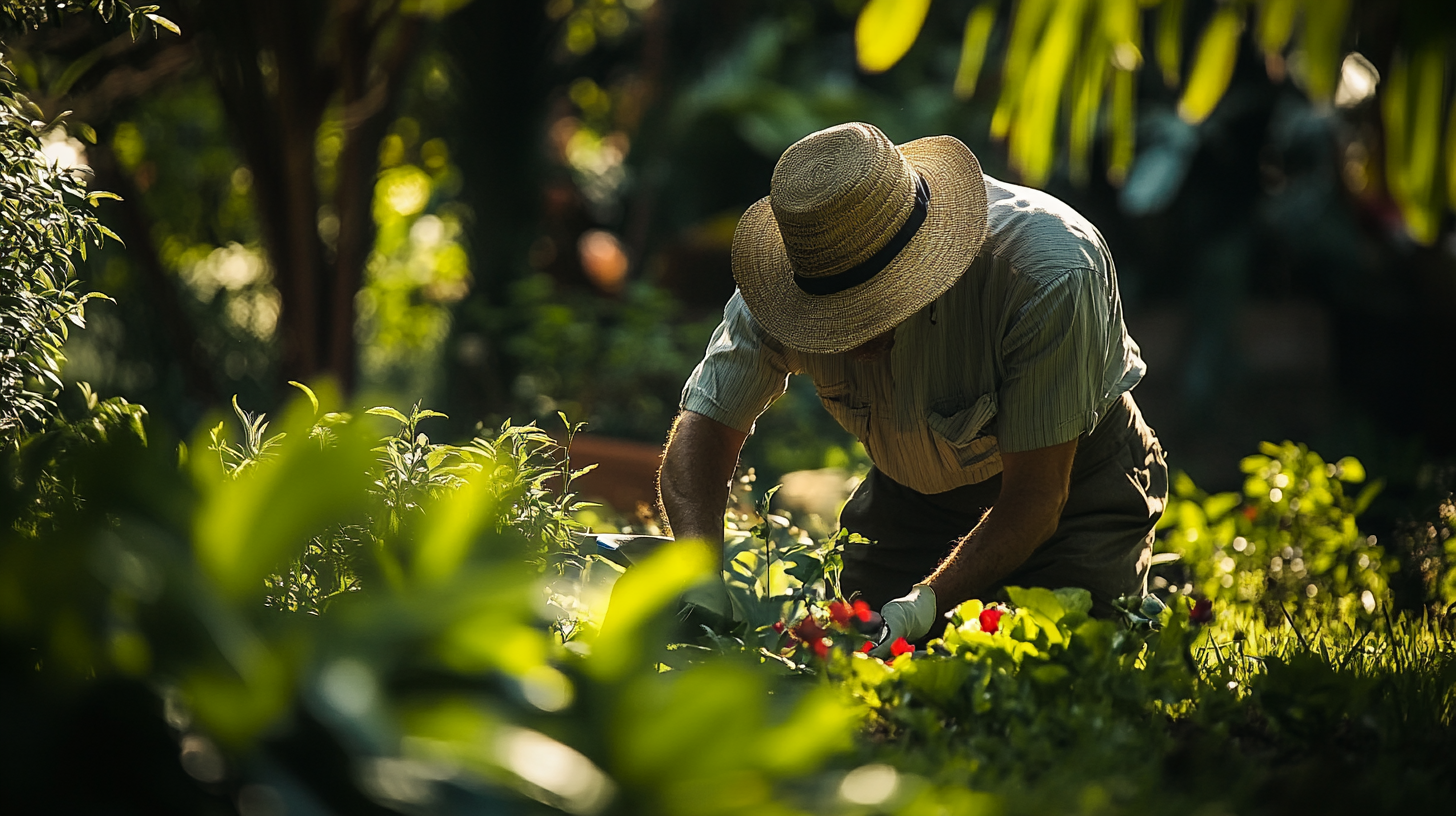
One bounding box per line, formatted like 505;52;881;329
838;391;1168;617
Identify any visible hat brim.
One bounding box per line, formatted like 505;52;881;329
731;135;989;355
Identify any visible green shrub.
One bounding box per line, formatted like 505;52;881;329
1157;440;1390;622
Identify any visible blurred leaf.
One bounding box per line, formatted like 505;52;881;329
1120;112;1198;214
855;0;932;74
1107;65;1136;184
954;3;998;100
193;398;374;599
1179;4;1245;124
1156;0;1185;87
1297;0;1350;104
589;540;712;681
1335;456;1366;483
1009;0;1087;185
1384;47;1446;244
992;0;1052;139
412;470;499;584
1256;0;1299;56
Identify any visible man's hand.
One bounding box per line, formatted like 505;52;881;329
870;583;937;657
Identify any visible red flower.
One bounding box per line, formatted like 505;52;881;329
1243;506;1258;522
890;637;914;657
791;616;826;644
852;599;873;622
772;621;785;633
828;600;853;625
1190;598;1214;624
979;607;1003;634
813;638;829;659
859;641;875;653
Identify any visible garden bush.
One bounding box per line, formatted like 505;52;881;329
3;379;1453;814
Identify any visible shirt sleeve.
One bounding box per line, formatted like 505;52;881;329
996;268;1110;453
680;290;795;435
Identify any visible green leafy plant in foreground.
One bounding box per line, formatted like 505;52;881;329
2;369;1455;816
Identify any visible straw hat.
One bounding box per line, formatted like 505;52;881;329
731;122;988;354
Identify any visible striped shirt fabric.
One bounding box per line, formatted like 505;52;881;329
680;174;1146;495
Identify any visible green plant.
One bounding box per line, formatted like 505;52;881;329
1157;440;1389;622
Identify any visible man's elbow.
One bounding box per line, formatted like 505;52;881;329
1022;485;1069;547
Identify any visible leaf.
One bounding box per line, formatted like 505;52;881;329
1335;456;1366;483
1156;0;1185;88
991;0;1053;139
287;381;319;414
1256;0;1299;56
1297;0;1349;104
855;0;932;74
1179;4;1245;124
192;403;375;599
145;13;182;35
1010;0;1088;184
953;3;998;100
70;121;98;145
365;406;410;424
1107;64;1136;185
1384;47;1446;245
85;191;123;205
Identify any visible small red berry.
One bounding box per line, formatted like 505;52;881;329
890;637;914;657
1190;598;1214;624
792;616;826;644
828;600;853;625
1243;506;1258;522
852;599;873;622
813;638;829;660
859;641;875;653
979;607;1003;634
772;621;785;633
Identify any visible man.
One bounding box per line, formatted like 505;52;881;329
657;122;1167;655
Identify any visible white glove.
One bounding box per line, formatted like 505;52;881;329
870;584;937;658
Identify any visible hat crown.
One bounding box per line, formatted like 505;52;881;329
769;123;917;279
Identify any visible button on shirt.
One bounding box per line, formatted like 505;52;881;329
680;174;1146;495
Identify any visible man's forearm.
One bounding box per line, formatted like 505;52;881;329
657;412;748;552
924;489;1062;618
659;454;731;548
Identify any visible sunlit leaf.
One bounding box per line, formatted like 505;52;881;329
1256;0;1299;56
992;0;1053;139
193;398;375;599
1010;0;1088;184
144;12;181;35
365;405;410;424
855;0;932;74
1069;38;1111;184
1297;0;1350;104
1156;0;1185;88
589;539;712;681
287;381;319;414
1178;4;1245;124
1384;47;1445;244
1107;66;1136;184
954;3;999;100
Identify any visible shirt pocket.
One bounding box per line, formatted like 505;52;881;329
927;392;999;471
816;382;872;445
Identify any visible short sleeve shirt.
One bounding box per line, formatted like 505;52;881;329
680;174;1146;495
